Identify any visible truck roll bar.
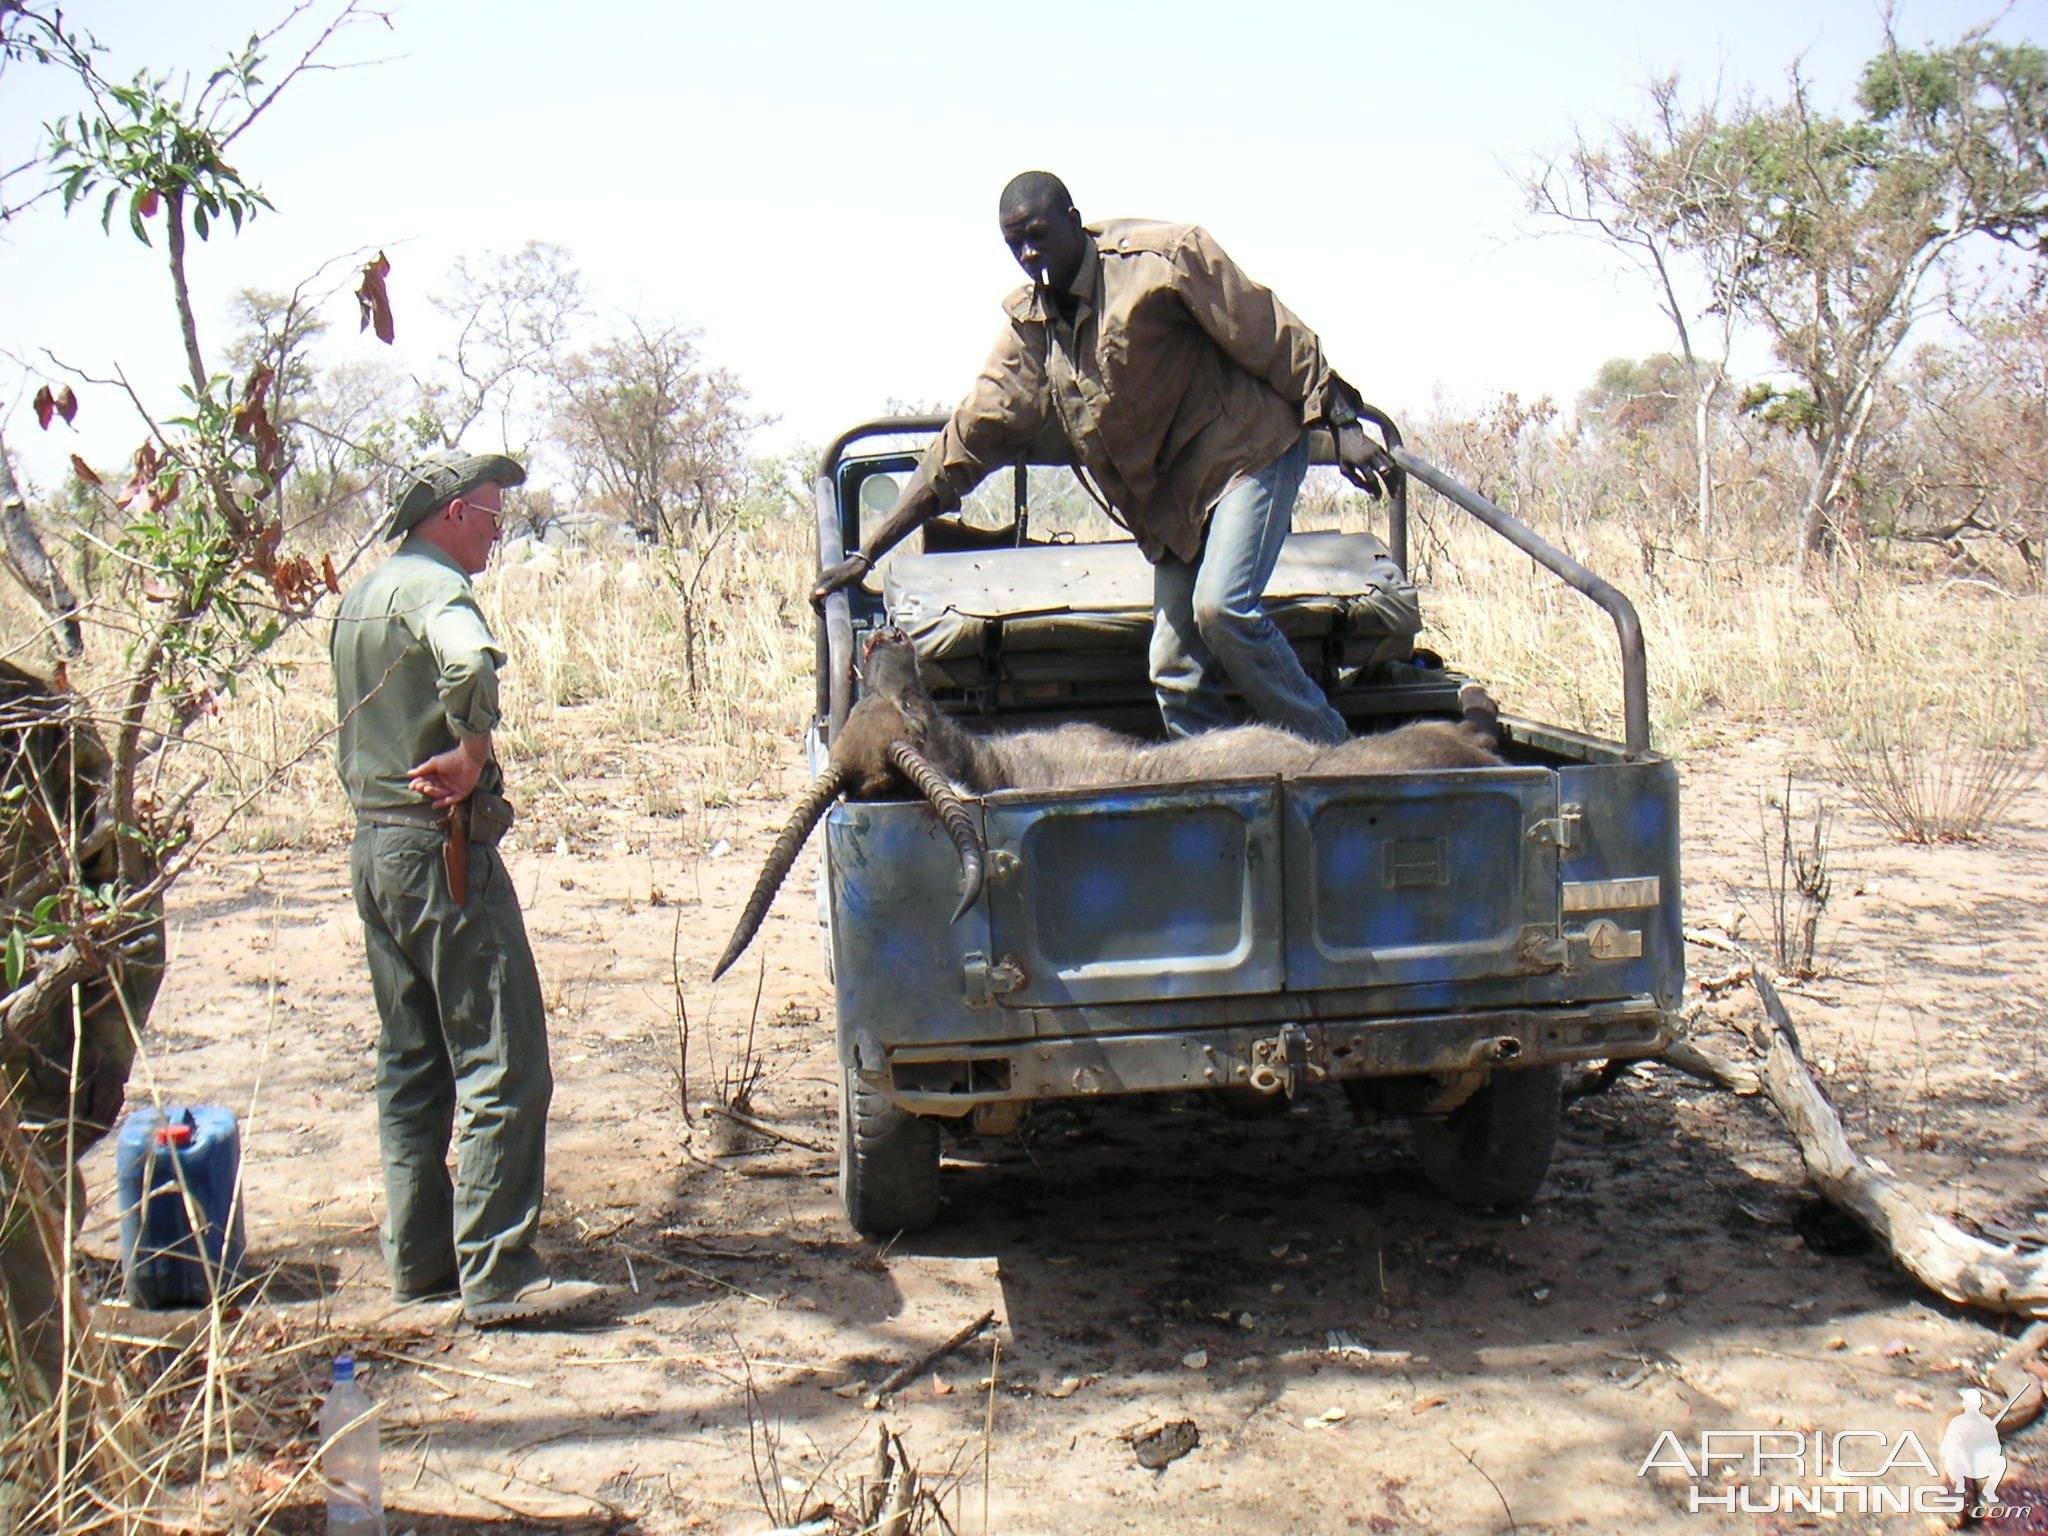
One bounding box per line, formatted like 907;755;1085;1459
1389;447;1651;759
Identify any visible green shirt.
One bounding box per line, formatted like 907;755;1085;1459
330;536;504;814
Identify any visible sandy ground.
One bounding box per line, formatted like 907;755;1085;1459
79;721;2048;1535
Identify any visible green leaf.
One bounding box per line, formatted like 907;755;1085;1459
192;202;210;240
4;930;25;993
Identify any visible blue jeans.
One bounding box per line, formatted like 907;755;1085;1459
1149;434;1346;743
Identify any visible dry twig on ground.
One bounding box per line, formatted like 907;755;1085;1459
865;1311;998;1409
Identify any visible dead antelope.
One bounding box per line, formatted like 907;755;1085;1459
711;629;1501;979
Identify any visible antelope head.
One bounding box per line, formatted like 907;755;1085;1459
710;629;985;980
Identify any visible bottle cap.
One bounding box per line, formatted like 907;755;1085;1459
333;1354;356;1383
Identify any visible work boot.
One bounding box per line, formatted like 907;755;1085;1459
463;1277;612;1329
390;1277;460;1306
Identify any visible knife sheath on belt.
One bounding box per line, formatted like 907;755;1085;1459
443;801;470;905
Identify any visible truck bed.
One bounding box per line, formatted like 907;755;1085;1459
824;720;1680;1115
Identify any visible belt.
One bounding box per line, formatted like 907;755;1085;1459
356;805;446;831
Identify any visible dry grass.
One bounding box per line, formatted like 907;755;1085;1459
79;508;825;855
1413;512;2048;767
5;487;2048;1532
2;1090;350;1536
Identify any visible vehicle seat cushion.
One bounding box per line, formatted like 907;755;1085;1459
883;530;1420;666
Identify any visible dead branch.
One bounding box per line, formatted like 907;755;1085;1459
1744;970;2048;1317
864;1310;997;1409
1683;925;1746;953
877;1430;917;1536
1988;1320;2048;1440
865;1421;893;1528
1658;1036;1763;1095
703;1102;831;1155
0;433;83;657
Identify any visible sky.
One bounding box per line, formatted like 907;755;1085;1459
1;0;2042;496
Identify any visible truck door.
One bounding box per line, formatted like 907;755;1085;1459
1281;768;1561;991
983;780;1284;1008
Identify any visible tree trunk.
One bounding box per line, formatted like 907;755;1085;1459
1693;372;1720;545
0;434;83;658
163;190;209;398
1797;437;1842;560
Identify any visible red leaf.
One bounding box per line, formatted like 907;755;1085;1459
232;368;283;480
139;189;160;219
355;251;395;345
70;454;102;487
55;386;77;425
116;442;162;510
34;385;54;431
321;553;340;595
242;518;283;578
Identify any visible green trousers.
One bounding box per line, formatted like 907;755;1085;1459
349;823;550;1304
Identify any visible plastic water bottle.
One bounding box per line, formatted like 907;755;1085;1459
321;1355;383;1535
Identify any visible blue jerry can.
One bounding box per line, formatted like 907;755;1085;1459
115;1104;248;1308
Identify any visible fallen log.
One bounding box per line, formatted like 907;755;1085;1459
1740;970;2048;1319
1659;1036;1762;1096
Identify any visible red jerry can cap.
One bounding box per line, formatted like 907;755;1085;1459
154;1109;196;1147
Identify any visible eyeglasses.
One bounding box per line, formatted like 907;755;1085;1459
460;494;503;529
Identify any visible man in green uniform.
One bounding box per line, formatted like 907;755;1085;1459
331;449;604;1327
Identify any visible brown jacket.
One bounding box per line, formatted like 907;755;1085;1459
896;219;1356;563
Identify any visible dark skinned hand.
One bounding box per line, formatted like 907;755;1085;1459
811;552;872;610
1335;422;1399;499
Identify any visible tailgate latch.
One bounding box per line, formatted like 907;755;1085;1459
1528;802;1583;851
962;951;1026;1008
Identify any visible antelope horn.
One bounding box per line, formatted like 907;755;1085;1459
887;739;985;923
711;764;847;980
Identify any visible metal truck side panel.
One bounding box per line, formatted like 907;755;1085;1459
827;800;995;1072
1557;757;1684;1010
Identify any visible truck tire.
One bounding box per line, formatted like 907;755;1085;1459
838;1065;941;1236
1409;1063;1562;1209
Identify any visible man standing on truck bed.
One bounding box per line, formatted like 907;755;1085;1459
813;170;1397;744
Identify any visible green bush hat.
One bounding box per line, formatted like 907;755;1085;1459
385;448;526;539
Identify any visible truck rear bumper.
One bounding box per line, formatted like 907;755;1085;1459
874;997;1675;1116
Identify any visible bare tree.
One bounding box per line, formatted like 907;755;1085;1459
1527;24;2048;561
1527;77;1766;544
551;317;759;544
1881;296;2048;581
423;239;589;448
